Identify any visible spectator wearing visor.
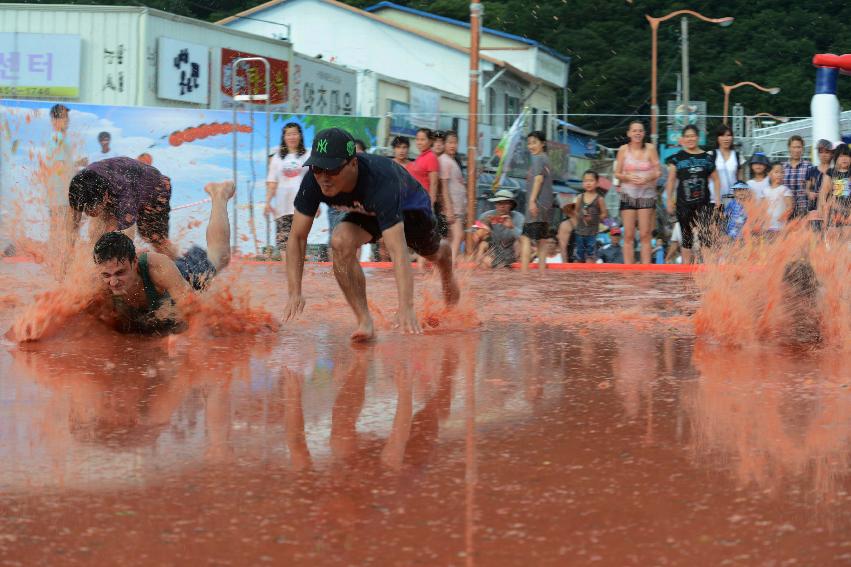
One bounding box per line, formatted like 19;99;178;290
724;181;752;240
471;189;525;268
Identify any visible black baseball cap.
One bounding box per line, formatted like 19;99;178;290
304;128;357;169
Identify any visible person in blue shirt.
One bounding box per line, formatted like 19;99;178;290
724;181;752;240
284;128;459;341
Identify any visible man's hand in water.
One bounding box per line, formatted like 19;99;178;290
283;295;306;321
396;307;422;335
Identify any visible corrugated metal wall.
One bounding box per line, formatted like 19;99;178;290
0;6;141;106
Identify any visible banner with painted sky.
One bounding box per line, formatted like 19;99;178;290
0;99;379;252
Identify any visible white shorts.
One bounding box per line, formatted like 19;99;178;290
671;222;682;243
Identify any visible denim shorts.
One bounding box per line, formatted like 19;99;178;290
574;234;597;261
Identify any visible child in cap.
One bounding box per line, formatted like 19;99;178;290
724;180;752;240
747;153;771;197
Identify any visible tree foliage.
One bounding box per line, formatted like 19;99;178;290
5;0;851;144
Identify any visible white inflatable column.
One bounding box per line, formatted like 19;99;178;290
811;66;840;160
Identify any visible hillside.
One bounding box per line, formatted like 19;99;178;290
5;0;851;145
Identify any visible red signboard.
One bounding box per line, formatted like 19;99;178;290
220;48;288;105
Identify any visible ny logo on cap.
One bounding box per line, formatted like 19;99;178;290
317;139;329;153
346;141;355;156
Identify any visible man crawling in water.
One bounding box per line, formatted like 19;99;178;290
90;181;234;335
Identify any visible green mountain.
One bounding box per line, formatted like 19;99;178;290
344;0;851;145
6;0;850;145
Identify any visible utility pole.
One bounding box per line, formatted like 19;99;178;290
681;17;689;108
465;0;482;252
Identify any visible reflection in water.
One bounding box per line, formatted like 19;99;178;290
2;263;851;564
2;333;271;489
686;343;851;505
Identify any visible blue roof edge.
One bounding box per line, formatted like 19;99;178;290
365;1;571;64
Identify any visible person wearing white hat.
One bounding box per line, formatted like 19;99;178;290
471;190;525;268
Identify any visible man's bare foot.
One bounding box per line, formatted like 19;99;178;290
444;277;460;306
350;317;376;342
205;181;236;201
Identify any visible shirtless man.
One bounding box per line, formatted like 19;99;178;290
283;127;459;340
91;182;234;334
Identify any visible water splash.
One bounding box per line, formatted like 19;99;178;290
693;210;851;349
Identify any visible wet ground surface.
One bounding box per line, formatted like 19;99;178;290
1;261;850;566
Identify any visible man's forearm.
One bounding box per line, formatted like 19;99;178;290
286;236;307;297
386;241;414;312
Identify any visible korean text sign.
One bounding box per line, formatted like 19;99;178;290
290;54;356;115
157;37;209;105
0;32;81;97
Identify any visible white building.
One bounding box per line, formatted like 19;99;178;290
218;0;570;153
750;110;851;159
0;4;293;110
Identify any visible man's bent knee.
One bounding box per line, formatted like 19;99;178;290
330;232;361;259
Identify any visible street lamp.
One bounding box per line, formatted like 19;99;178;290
753;112;789;123
646;10;734;145
722;82;781;124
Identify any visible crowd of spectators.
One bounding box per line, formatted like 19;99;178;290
45;103;845;270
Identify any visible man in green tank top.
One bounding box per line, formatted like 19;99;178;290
90;182;234;334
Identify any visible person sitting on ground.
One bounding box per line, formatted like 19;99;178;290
90;182;235;335
573;171;608;263
68;156;178;259
283;128;460;340
471;189;525;268
597;227;624;264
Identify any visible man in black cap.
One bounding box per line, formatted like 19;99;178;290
284;127;459;341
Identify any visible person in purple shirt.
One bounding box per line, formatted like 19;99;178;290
68;156;178;258
283;128;459;341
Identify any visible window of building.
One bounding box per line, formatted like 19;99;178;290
504;95;519;130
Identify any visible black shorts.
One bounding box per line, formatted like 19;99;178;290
342;210;441;257
522;221;549;241
137;176;172;242
620;194;657;211
138;207;170;243
174;246;217;291
676;204;713;250
275;214;294;251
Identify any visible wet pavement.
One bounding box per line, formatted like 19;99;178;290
1;262;850;566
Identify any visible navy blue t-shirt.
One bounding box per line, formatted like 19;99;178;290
666;150;715;208
294;153;433;232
